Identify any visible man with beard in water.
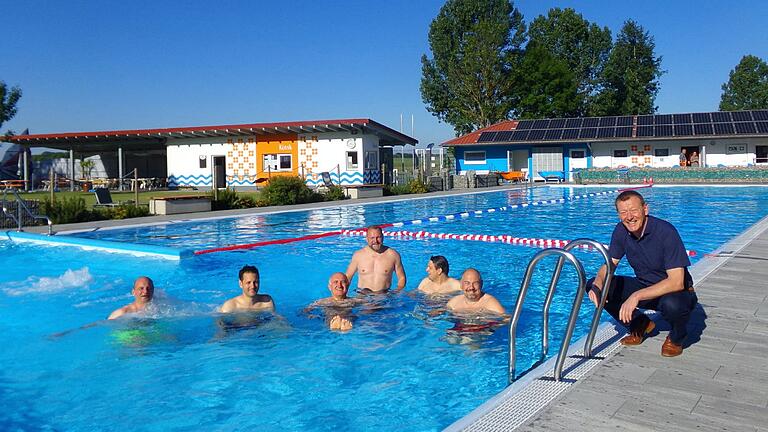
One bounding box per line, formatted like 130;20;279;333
108;276;155;320
345;226;406;293
305;272;365;331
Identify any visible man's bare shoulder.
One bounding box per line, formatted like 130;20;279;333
446;295;463;309
219;297;239;313
108;305;130;320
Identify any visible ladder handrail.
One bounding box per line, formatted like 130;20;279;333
560;239;615;357
509;248;586;383
1;188;54;235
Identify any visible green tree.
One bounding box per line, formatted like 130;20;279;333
421;0;525;136
719;55;768;111
514;44;580;119
1;81;22;130
594;19;663;115
527;7;612;116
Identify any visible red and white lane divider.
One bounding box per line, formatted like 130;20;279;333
340;228;697;257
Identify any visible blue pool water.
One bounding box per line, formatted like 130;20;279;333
2;186;767;431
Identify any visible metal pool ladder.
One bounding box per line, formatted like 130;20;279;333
508;238;614;383
1;188;53;235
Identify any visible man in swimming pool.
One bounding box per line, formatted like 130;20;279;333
345;226;406;293
585;190;697;357
220;265;275;313
108;276;155;320
416;255;461;295
305;272;364;331
447;269;506;315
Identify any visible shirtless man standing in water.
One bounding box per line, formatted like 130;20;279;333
416;255;461;295
220;265;275;313
108;276;155;320
345;226;406;293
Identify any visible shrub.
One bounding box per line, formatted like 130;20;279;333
210;188;240;210
98;204;150;220
324;185;347;201
259;176;324;206
383;184;410;196
42;196;103;224
407;179;429;194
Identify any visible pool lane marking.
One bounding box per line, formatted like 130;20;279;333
192;186;651;255
339;227;697;257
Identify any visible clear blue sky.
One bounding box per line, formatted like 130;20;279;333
2;0;767;148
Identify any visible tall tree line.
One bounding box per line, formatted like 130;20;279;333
420;0;663;135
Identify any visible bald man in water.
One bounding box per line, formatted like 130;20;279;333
345;226;406;293
447;269;506;315
108;276;155;320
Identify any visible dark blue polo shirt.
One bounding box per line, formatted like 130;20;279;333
608;215;693;288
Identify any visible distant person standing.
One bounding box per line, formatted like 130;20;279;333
689;151;700;167
679;148;688;167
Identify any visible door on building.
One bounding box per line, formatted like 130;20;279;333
682;145;700;167
569;149;588;181
213;156;226;189
507;149;529;180
531;147;563;181
755;145;768;164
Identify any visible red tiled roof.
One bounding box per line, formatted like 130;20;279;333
442;120;518;146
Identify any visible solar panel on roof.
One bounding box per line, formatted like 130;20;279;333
753;110;768;121
694;123;714;135
549;119;566;128
692;113;711;123
495;131;513;141
532;119;550;129
756;122;768;133
655;114;673;125
598;117;616;127
637;115;654;126
735;122;757;134
477;132;497;142
712;112;731;122
562;129;579;139
565;118;583;128
516;120;534;130
655;125;673;136
637;126;653;137
615;127;633;137
732;111;753;122
511;130;530;141
674;124;693;136
582;118;599;127
617;116;633;126
528;129;546;140
579;128;597;139
597;127;615;138
673;114;692;124
713;122;735;134
544;129;562;140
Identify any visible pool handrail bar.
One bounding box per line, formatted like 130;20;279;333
1;188;53;235
509;247;586;383
560;239;614;358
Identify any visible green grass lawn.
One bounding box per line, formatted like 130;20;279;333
10;190;261;209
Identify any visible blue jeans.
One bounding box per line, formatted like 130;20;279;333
587;276;698;345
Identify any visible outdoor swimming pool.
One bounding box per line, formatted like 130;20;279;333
2;185;767;431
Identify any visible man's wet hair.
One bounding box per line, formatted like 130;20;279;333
429;255;449;275
615;190;646;207
239;265;260;281
366;225;383;234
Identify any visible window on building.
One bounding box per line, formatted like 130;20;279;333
613;150;628;158
464;151;486;165
199;155;207;168
347;151;359;170
571;150;585;158
654;148;669;157
279;154;292;170
365;151;378;170
756;145;768;164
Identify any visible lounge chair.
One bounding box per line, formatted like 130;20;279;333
538;171;564;183
93;188;125;207
320;172;335;187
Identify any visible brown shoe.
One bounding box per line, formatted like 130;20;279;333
620;316;656;346
661;336;683;357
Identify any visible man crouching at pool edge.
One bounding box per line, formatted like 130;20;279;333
220;265;275;313
585;190;698;357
